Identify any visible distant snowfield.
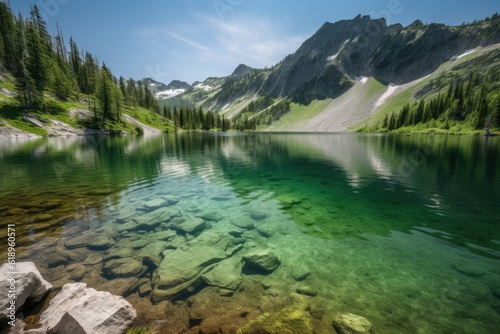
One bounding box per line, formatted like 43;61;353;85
375;84;399;108
194;83;213;91
450;49;476;61
155;89;186;99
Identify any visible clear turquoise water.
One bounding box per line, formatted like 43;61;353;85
0;133;499;333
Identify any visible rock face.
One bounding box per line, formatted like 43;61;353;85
236;307;313;334
0;262;52;324
36;283;136;334
242;250;280;272
333;313;373;334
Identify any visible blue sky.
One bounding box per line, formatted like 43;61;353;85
9;0;500;85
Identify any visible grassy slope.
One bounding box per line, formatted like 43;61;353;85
0;74;173;136
263;99;333;131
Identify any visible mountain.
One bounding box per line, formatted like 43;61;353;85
143;78;191;99
166;13;500;132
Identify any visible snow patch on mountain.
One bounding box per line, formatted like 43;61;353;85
375;84;399;108
327;39;350;61
194;83;213;91
450;49;476;61
156;89;186;99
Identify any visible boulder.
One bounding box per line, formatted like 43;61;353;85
102;257;145;278
242;250;280;272
202;257;243;291
332;313;373;334
36;283;136;334
152;232;237;302
143;198;168;211
173;217;207;234
236;307;313;334
293;266;311;281
230;217;255;230
98;278;140;297
0;262;52;323
88;236;115;250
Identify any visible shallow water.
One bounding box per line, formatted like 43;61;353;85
1;133;499;333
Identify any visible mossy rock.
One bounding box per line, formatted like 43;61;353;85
236;307;313;334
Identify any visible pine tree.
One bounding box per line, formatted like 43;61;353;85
26;20;49;92
13;17;41;107
96;64;117;126
0;2;17;71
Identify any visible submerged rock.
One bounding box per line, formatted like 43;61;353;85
452;263;485;277
143;198;168;210
202;257;243;291
293;266;311;282
0;262;52;324
243;250;281;273
173;217;207;234
296;286;318;297
332;313;373;334
98;278;140;297
236;307;313;334
102;257;145;278
152;232;237;302
35;283;136;334
231;217;255;230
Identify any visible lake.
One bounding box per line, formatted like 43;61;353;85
1;133;499;333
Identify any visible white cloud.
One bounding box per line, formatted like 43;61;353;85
198;13;306;66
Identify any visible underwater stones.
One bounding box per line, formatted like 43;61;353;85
102;257;145;278
452;263;485;277
211;195;232;201
242;250;280;273
256;226;273;237
117;221;139;233
202;257;243;291
143;198;169;210
0;262;52;324
139;278;152;297
88;235;115;250
154;229;178;241
162;195;180;206
128;238;150;249
152;232;235;302
47;252;70;268
36;283;136;334
293;266;311;281
258;296;285;313
195;210;224;222
250;210;268;221
173;217;207;234
236;307;313;334
64;232;98;249
104;247;134;260
231;217;255;230
296;286;318;297
138;241;169;268
83;254;103;265
278;195;303;209
132;207;181;231
66;263;88;281
332;313;373;334
218;289;234;297
98;278;140;297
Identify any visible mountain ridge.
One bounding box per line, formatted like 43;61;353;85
161;13;500;133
